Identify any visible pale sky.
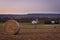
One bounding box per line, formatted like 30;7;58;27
0;0;60;14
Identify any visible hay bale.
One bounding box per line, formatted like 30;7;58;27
3;20;20;35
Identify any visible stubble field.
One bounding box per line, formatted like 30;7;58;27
0;23;60;40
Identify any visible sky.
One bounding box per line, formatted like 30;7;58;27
0;0;60;14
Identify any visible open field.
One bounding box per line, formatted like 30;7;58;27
0;23;60;40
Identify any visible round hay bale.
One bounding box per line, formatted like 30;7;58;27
3;20;20;35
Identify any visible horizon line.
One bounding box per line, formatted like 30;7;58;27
0;12;60;14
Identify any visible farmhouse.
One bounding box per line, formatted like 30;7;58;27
0;13;60;24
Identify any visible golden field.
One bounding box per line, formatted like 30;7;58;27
0;23;60;40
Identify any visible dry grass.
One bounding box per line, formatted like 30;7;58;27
0;33;60;40
0;23;60;40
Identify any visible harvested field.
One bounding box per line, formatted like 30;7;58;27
0;32;60;40
0;23;60;40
